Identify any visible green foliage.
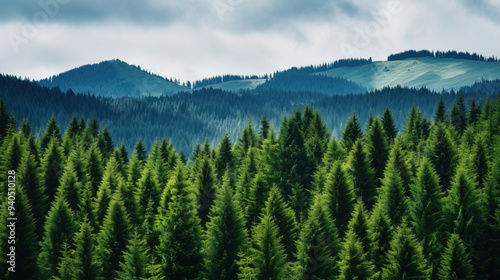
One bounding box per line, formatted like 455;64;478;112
71;220;101;280
426;122;458;191
381;222;431;279
40;137;65;202
193;155;217;228
438;234;474;280
201;177;247;280
451;93;468;134
238;214;288;280
342;110;363;151
157;161;202;279
368;205;394;273
215;133;234;179
118;230;148;280
294;195;340;279
40;114;61;150
382;107;398;141
324;161;356;237
365;118;390;187
338;229;378;280
348;139;376;208
376;165;407;226
434;96;448;123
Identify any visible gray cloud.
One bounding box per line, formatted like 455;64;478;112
458;0;500;23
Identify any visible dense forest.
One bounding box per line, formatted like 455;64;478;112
0;74;495;157
0;90;499;279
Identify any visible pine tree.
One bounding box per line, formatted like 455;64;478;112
246;172;270;229
40;114;61;150
97;126;114;160
71;219;101;280
135;166;161;218
119;141;129;164
342;110;363;151
443;166;485;253
347;201;371;252
338;229;378;280
368;205;394;273
304;110;329;170
382;107;398;141
409;157;444;273
263;185;298;261
434;95;448;123
381;222;431;279
194;155;217;228
471;135;489;189
375;165;407;226
294;195;340;279
438;234;474;280
94;158;124;223
38;196;76;279
324;161;356;237
40;137;65;202
384;138;412;195
468;99;482;126
238;214;288;280
426;122;458;191
236;118;257;160
157;160;202;280
133;138;147;163
54;242;74;280
312;136;346;192
259;114;270;143
215;133;234;179
0;184;39;280
96;193;131;279
118;230;148;280
0;99;10;142
83;142;103;197
365;118;389;188
403;105;423;151
64;115;80;142
257;131;281;188
17;148;47;236
56;160;82;213
347;139;376;208
201;177;247;280
450;92;468;134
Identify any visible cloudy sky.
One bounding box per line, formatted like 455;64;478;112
1;0;500;82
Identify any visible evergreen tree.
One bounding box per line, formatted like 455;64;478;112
238;214;288;280
294;195;340;279
118;230;148;280
471;135;489;189
40;137;65;202
468;99;482;126
368;205;394;273
403;105;423;151
96;193;131;279
133;138;147;163
375;165;407;226
71;219;101;280
382;107;398;141
257;131;281;188
347;201;371;252
313;136;346;192
94;158;124;223
341;110;363;151
426;122;458;191
338;229;378;280
381;222;431;279
246;172;270;229
365;118;389;188
83;142;103;197
97;126;114;160
304;110;329;170
347;139;376;208
0;184;39;280
64;114;80;141
0;99;10;142
263;185;298;261
194;155;217;228
438;234;474;280
215;133;234;179
135;166;161;218
201;177;247;280
17;148;47;236
40;114;61;150
434;95;448;123
54;242;73;280
157;160;202;280
384;138;412;195
56;160;82;213
450;92;468;134
443;166;485;253
119;141;129;164
38;196;76;279
324;161;356;237
259;114;270;143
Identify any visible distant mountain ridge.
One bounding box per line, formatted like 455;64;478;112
39;59;188;97
37;51;500;97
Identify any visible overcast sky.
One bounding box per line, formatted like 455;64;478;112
1;0;499;82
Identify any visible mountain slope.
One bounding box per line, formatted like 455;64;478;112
317;57;500;91
38;59;188;97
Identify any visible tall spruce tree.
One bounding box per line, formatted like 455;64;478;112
365;118;389;188
56;160;82;214
96;193;131;279
438;234;474;280
238;214;288;280
368;205;394;273
40;114;61;150
381;221;431;279
38;196;76;279
294;194;340;279
215;133;234;179
157;160;202;280
83;142;103;197
450;92;468;134
71;219;101;280
194;155;217;228
434;96;448;123
324;161;356;237
201;176;247;280
341;110;363;152
375;165;407;226
382;107;398;141
426;122;458;191
118;230;148;280
40;137;65;202
337;229;378;280
347;139;376;208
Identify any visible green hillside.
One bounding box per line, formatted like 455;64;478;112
39;59;188;97
317;57;500;91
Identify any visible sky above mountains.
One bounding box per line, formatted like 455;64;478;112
1;0;499;82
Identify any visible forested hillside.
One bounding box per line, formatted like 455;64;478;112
0;74;495;156
0;94;499;279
